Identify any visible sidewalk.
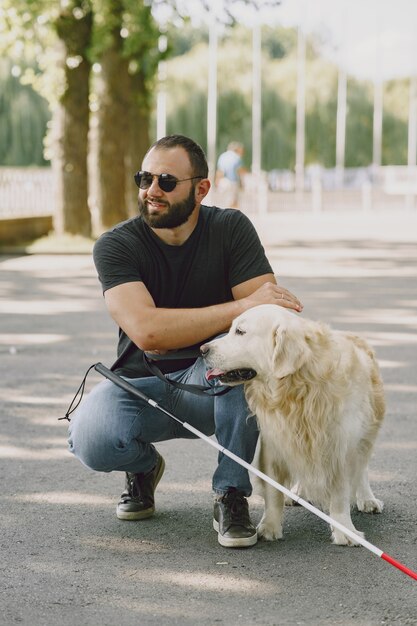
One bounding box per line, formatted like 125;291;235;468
1;213;417;625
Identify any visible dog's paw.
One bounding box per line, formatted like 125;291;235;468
331;527;364;546
257;519;283;541
357;498;384;514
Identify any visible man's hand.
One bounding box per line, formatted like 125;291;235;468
241;281;303;313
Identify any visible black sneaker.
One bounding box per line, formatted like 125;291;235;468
116;452;165;520
213;488;257;548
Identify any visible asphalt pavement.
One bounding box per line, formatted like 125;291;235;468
1;209;417;625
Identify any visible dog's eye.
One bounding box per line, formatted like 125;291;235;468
235;327;246;336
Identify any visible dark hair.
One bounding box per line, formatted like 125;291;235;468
147;135;209;178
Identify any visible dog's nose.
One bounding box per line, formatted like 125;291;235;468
200;344;209;357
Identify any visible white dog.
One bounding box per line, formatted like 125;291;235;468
202;304;385;546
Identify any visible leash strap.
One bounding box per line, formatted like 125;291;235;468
58;363;99;422
59;351;230;422
142;353;231;397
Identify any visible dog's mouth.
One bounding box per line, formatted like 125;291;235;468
205;368;257;384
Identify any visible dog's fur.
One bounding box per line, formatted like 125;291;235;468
203;304;385;545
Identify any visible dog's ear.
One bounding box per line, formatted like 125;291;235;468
272;324;312;377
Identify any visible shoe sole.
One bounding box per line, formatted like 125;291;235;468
213;519;258;548
116;456;166;521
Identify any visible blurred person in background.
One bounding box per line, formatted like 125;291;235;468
215;141;247;209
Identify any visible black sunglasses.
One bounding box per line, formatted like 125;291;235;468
134;170;204;193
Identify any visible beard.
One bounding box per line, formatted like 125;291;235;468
138;184;196;229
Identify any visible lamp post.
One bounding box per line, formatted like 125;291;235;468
252;19;262;179
295;22;306;192
372;1;383;173
156;31;167;140
207;5;218;181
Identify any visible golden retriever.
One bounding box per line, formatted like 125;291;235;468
202;304;385;546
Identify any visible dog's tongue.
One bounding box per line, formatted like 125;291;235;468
205;368;225;381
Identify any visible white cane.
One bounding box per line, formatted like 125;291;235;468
95;362;417;582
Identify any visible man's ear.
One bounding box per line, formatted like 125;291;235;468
272;325;311;378
195;178;210;202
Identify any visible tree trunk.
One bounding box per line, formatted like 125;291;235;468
125;73;151;217
95;0;160;227
54;3;93;237
96;41;130;228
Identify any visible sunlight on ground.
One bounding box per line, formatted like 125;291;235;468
0;333;68;344
272;260;417;278
159;480;212;494
0;392;74;405
0;255;94;273
0;300;100;314
121;568;278;595
378;360;405;369
385;383;417;393
10;491;113;505
368;470;399;482
377;441;417;450
0;445;68;460
336;310;417;327
366;331;417;346
80;536;169;554
266;240;417;278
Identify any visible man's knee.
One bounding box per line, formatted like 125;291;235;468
68;404;129;472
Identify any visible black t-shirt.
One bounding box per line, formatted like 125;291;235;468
93;205;273;377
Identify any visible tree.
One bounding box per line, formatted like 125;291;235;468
0;59;50;166
0;0;93;236
1;0;162;235
53;0;93;236
93;0;161;227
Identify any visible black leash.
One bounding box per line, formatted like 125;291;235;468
58;363;99;422
142;352;231;397
58;350;230;422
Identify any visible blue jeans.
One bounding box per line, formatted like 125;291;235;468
68;356;259;496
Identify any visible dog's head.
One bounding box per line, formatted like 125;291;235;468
201;304;313;384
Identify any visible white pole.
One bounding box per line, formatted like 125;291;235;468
373;81;383;167
156;33;167;140
406;76;417;209
252;19;262;178
207;7;218;181
372;1;383;170
295;23;305;192
408;77;417;168
335;2;347;188
335;67;347;186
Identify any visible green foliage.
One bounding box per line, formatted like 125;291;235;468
0;9;412;171
166;21;209;58
0;59;50;165
345;81;373;167
382;111;408;166
92;0;161;113
262;25;297;59
382;79;408;165
216;91;251;157
261;88;295;169
167;90;208;150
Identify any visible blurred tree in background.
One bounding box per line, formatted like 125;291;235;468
0;5;410;235
0;59;50;166
0;0;162;235
92;0;161;227
163;22;408;171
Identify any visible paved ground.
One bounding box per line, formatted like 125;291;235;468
1;210;417;625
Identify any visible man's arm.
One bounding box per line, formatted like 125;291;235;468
104;274;302;353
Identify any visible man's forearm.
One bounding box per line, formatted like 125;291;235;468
105;275;302;353
128;299;246;352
